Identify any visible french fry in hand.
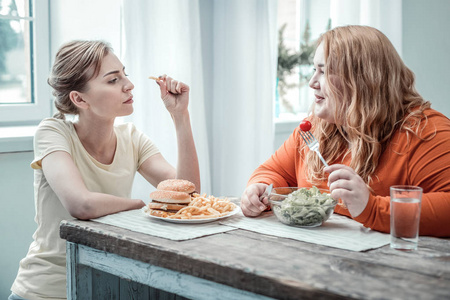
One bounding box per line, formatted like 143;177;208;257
148;76;161;81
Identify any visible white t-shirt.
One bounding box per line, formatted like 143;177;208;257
11;118;159;300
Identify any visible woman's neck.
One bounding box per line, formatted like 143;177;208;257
73;117;117;164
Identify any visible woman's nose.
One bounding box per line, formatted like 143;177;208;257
124;78;134;91
309;74;319;90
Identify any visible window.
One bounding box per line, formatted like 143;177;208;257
0;0;50;125
276;0;331;122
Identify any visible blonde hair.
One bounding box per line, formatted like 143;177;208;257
305;25;430;184
47;40;112;119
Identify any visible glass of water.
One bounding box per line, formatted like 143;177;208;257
390;185;422;251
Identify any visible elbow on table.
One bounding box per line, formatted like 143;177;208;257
73;211;94;220
65;194;97;220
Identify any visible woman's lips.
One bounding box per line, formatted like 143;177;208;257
124;97;134;104
315;94;325;103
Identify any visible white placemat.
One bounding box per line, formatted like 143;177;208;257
220;212;390;251
92;209;238;241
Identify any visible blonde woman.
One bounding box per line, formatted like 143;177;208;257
241;25;450;237
9;40;200;300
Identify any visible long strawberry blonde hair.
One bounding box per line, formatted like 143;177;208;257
305;25;430;184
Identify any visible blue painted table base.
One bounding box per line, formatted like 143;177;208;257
66;242;274;300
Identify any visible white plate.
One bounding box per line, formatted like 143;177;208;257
141;206;240;224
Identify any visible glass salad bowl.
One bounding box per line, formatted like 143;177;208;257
268;187;338;228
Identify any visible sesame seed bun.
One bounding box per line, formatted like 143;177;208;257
157;179;196;194
149;190;191;204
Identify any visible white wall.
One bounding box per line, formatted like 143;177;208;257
402;0;450;117
0;152;35;299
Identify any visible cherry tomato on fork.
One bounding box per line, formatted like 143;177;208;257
299;120;312;131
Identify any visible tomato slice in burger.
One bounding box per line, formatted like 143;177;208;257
299;120;312;131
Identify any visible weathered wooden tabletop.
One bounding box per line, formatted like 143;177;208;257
60;219;450;300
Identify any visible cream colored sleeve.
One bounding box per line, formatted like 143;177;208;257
31;118;72;169
129;124;160;169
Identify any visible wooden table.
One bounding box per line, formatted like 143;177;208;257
60;219;450;300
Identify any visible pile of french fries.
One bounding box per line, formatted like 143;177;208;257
167;193;236;219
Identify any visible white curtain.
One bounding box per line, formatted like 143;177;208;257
121;0;277;198
121;0;211;199
209;0;277;197
329;0;403;55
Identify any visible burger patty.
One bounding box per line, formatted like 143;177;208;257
146;209;176;218
147;201;187;211
149;190;191;204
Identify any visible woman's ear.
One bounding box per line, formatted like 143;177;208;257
69;91;89;110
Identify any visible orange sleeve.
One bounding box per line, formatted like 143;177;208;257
247;128;301;187
355;110;450;237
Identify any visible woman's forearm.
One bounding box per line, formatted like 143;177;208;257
171;111;201;192
73;192;145;220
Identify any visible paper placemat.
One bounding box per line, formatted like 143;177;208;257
92;209;238;241
220;212;390;251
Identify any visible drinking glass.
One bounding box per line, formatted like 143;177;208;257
390;185;422;251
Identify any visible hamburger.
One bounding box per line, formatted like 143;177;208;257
157;179;196;194
146;179;196;218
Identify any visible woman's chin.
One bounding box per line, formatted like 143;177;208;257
314;107;326;119
122;107;134;116
314;109;335;124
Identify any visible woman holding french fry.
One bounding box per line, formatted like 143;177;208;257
9;40;200;300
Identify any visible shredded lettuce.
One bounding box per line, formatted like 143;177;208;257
272;187;337;227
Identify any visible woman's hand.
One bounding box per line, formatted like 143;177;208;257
325;164;369;217
240;183;269;217
156;74;189;116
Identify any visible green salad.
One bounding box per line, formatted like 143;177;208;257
272;187;337;227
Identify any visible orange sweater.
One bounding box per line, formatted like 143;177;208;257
248;109;450;237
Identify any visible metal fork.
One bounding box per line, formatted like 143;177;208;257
298;130;329;167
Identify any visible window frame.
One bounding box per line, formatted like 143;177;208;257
0;0;51;126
